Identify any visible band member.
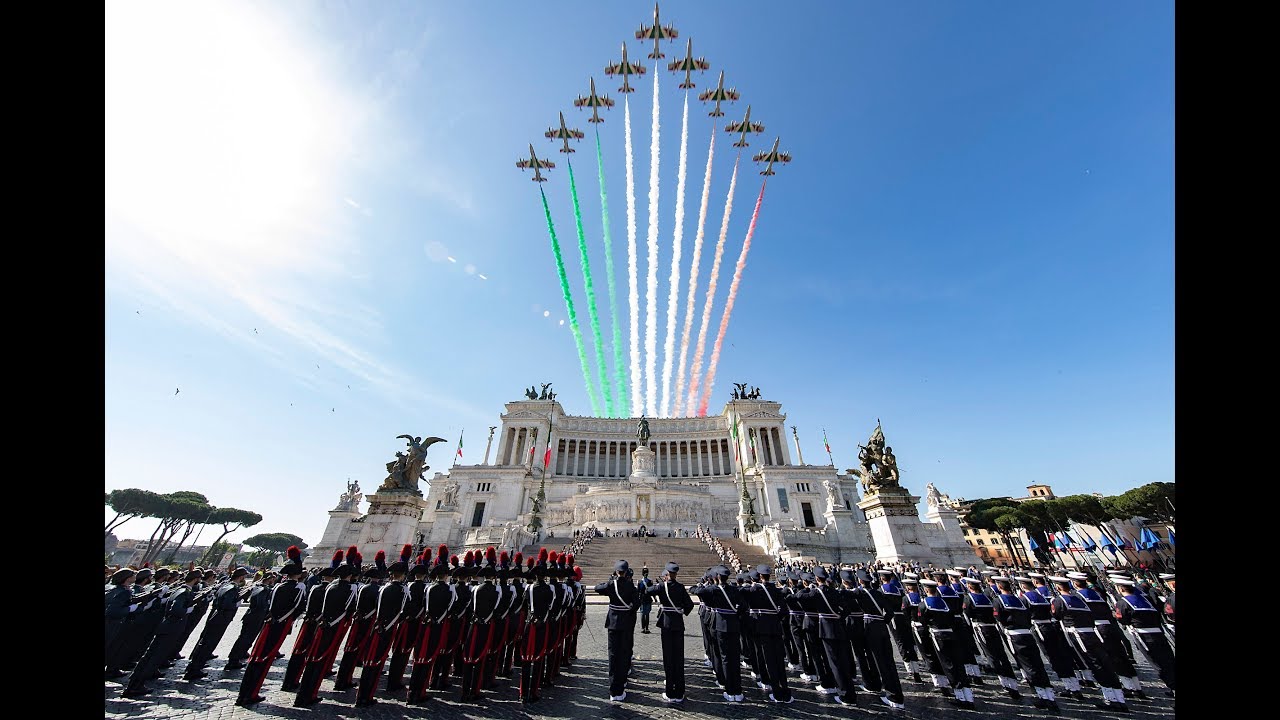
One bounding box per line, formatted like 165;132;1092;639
1049;575;1128;712
235;552;307;706
225;571;277;670
184;567;250;680
594;558;640;702
1113;577;1175;696
917;579;974;709
992;576;1059;710
352;548;409;706
293;551;360;707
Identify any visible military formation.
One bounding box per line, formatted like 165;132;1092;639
107;544;1175;713
106;542;587;708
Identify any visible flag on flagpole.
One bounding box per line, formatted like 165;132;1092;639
1026;536;1040;552
1167;528;1175;548
456;430;464;458
748;427;757;461
823;428;831;454
1046;532;1058;552
1060;530;1076;547
1098;526;1118;554
1077;527;1098;553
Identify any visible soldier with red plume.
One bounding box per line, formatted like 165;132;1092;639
235;546;307;706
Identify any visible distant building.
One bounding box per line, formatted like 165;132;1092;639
107;540;244;568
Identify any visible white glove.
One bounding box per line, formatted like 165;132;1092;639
129;604;139;612
186;607;195;614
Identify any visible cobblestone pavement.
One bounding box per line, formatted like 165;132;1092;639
107;605;1175;719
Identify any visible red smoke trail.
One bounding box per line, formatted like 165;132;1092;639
698;180;766;416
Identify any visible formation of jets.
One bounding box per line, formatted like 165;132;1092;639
668;38;709;89
604;43;646;94
725;105;765;148
635;3;678;59
519;5;791;183
698;71;739;117
752;137;792;176
516;143;555;182
573;77;614;124
546;112;584;153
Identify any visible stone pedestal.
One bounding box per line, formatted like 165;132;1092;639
358;491;430;560
631;446;657;479
925;502;985;568
858;486;932;564
312;508;361;562
823;503;876;563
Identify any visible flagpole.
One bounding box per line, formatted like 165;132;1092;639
822;427;834;467
454;428;464;467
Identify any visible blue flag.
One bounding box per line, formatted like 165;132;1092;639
1140;527;1161;550
1026;536;1040;551
1078;528;1098;552
1167;529;1175;548
1099;528;1117;554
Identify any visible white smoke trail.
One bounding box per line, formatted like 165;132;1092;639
660;94;689;418
674;123;716;417
644;67;661;418
700;181;767;416
625;97;641;418
685;153;740;416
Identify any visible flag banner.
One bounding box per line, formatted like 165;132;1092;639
456;431;464;458
1046;533;1058;551
1167;529;1175;548
822;428;831;454
1078;527;1098;552
544;446;552;468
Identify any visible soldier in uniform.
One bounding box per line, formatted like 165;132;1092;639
1112;577;1174;696
386;545;424;692
168;569;216;666
784;570;818;682
645;561;695;703
960;575;1019;699
794;566;858;706
352;547;409;706
593;558;640;702
692;565;747;702
520;551;554;704
407;546;453;703
107;568;168;678
281;550;340;692
105;568;137;657
1069;571;1144;697
294;552;360;707
991;575;1060;709
122;569;203;698
937;569;983;685
853;569;906;709
878;568;921;682
184;567;250;680
236;548;307;706
1049;575;1128;712
916;579;975;709
779;570;802;673
838;569;879;695
564;560;586;666
483;551;514;688
638;566;655;633
458;547;500;701
334;551;380;691
434;554;469;691
1016;575;1082;697
500;551;526;677
224;571;277;670
738;564;793;703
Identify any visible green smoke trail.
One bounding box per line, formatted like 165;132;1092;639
540;186;600;416
567;159;612;418
595;128;627;417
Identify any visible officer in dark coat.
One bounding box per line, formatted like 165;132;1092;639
407;547;453;703
521;552;555;704
106;569;137;656
282;551;340;691
352;549;409;706
593;558;639;702
170;569;217;665
122;569;202;698
387;544;425;692
795;566;858;706
225;571;277;670
1049;575;1127;712
738;564;793;703
235;549;307;706
184;567;250;679
334;555;380;691
107;568;167;678
916;579;974;709
645;561;694;702
783;570;817;681
294;555;360;707
992;576;1059;710
458;547;500;701
1112;577;1174;695
853;569;905;708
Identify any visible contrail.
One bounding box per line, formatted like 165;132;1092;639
594;128;626;417
644;67;661;417
567;159;611;417
699;180;766;416
539;186;598;415
685;153;740;416
674;123;715;417
624;97;640;417
660;93;689;417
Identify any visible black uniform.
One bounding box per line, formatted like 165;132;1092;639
939;582;981;681
1114;589;1175;690
184;581;243;678
738;579;793;702
281;580;327;691
1078;585;1141;692
105;584;133;655
1022;585;1081;692
993;590;1055;696
1050;589;1126;707
962;588;1019;694
915;593;970;696
838;585;879;692
795;582;857;703
409;576;459;701
226;582;272;667
170;580;213;662
295;577;358;706
852;582;904;704
593;575;639;698
520;577;554;702
880;578;920;679
354;578;408;706
783;582;816;678
460;579;499;700
123;582;196;696
236;578;306;705
335;579;379;689
388;573;426;691
691;578;747;698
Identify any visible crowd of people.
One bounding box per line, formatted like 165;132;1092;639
593;558;1174;710
106;543;589;708
696;526;744;573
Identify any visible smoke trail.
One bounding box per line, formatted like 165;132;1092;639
567;159;612;417
674;123;715;417
660;93;689;417
624;97;640;417
595;128;626;417
699;181;767;416
539;186;599;415
644;68;661;417
685;153;740;416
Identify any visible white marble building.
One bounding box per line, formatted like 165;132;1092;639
313;396;974;567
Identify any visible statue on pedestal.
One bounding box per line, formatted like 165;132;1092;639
637;415;651;445
379;434;447;492
823;479;844;511
334;479;363;512
856;420;902;495
925;482;942;509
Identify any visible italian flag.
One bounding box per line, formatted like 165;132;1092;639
748;427;757;460
544;443;552;469
456;430;464;458
823;428;831;454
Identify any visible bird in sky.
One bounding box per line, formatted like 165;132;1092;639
174;388;180;396
136;310;140;314
331;408;335;412
253;328;258;334
316;364;320;369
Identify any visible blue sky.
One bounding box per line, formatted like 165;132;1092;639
105;1;1174;549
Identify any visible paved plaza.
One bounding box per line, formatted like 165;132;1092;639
106;603;1175;720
